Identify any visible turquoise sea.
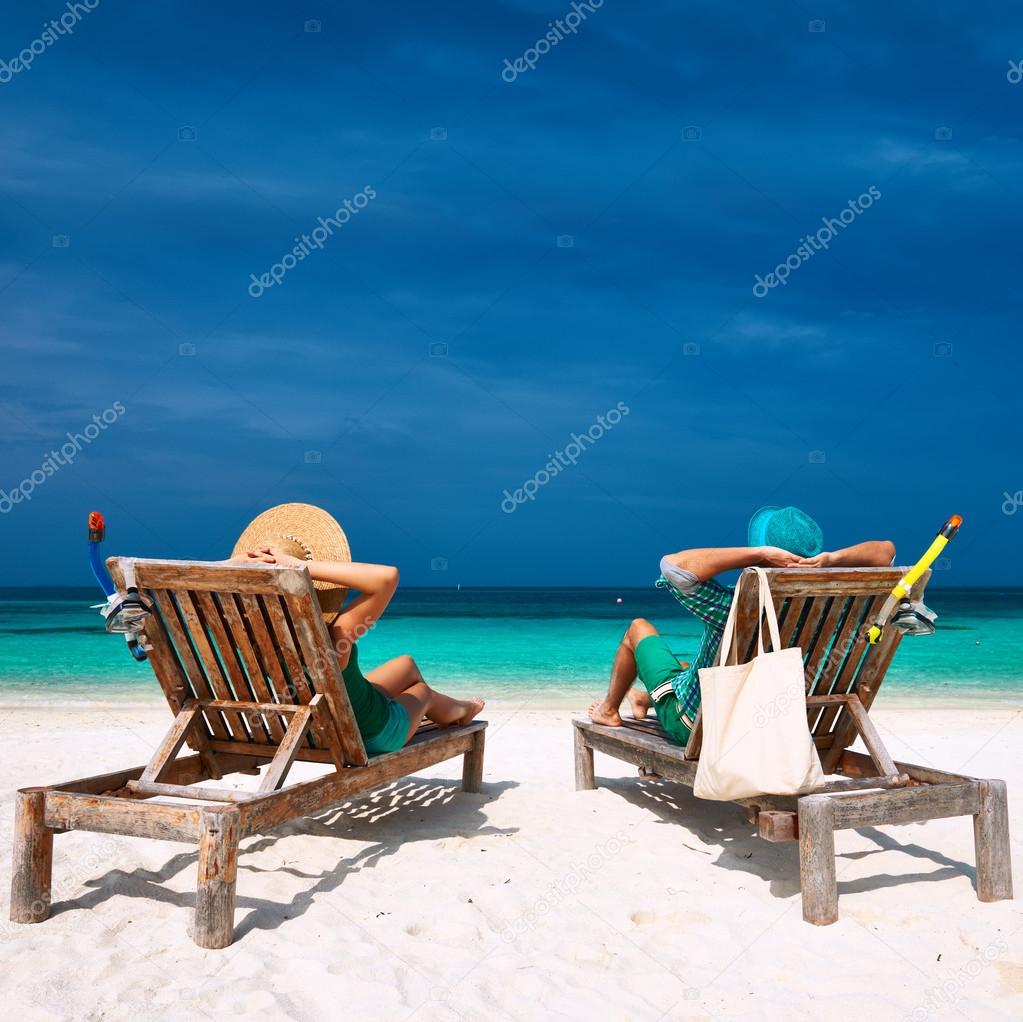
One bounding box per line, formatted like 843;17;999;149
0;588;1020;709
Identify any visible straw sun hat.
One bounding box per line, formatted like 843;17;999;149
231;503;351;617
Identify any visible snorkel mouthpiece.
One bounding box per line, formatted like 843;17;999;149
941;514;963;541
88;511;106;543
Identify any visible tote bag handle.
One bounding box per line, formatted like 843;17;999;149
715;567;783;667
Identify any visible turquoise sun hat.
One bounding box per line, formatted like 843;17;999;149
747;506;824;558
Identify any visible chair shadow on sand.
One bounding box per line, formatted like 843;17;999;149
51;776;518;940
599;775;979;901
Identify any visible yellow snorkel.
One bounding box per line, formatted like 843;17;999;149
865;514;963;644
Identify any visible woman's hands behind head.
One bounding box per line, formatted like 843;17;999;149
234;545;307;568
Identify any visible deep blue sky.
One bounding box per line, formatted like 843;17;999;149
1;1;1021;587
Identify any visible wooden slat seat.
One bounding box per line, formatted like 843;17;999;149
572;566;1012;924
9;558;487;948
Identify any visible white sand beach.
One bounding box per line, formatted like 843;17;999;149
2;701;1021;1022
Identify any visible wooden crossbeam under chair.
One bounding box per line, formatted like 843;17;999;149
9;558;487;949
572;567;1013;925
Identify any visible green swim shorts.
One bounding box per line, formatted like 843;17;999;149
634;634;697;745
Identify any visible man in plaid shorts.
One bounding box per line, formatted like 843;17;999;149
587;508;895;746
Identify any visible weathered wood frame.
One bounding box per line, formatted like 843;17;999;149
9;558;488;948
572;566;1013;924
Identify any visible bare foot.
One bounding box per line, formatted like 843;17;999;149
455;696;485;726
626;687;652;719
588;698;622;727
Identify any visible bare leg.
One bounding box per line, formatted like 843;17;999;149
367;655;485;738
589;619;659;727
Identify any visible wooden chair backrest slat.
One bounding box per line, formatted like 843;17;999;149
278;589;367;764
778;597;809;649
108;558;369;768
193;590;266;739
235;593;296;741
174;588;255;742
730;567;929;759
147;588;231;740
214;592;285;743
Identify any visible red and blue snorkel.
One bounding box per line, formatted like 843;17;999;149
88;511;153;662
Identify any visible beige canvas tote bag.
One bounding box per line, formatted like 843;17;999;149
693;567;824;800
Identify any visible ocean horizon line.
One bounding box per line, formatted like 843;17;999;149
5;583;1023;594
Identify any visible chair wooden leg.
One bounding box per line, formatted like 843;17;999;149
798;795;838;925
974;779;1013;903
194;807;240;949
574;728;596;791
462;730;485;793
10;788;54;924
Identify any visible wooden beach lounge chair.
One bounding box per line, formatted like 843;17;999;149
10;558;487;948
572;567;1012;924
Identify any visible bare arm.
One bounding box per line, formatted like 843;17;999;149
301;560;399;592
234;546;399;642
306;560;400;643
663;538;895;582
797;540;895;568
663;545;803;582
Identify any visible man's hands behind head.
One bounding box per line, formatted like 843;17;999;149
757;546;806;567
793;551;834;567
